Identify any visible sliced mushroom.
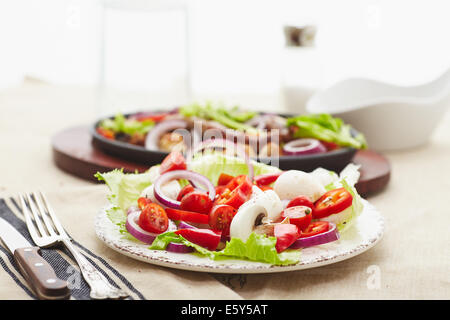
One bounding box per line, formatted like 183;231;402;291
229;189;284;242
229;203;268;242
253;217;290;237
158;132;186;153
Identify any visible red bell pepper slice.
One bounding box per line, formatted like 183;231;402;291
165;208;209;225
175;228;222;251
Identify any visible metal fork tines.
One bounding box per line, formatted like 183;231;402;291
20;191;129;300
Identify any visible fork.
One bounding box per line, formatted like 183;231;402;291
19;191;129;300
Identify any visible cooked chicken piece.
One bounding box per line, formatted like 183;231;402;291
158;132;186;153
128;132;146;146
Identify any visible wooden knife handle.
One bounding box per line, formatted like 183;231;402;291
14;247;70;300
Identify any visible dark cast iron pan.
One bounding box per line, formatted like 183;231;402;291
91;112;358;173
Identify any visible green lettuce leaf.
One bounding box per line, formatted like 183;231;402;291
95;167;159;233
187;153;281;186
99;113;154;135
287;113;368;149
149;231;301;266
220;233;301;265
179;102;257;133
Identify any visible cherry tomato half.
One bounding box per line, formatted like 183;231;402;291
280;206;313;231
274;224;300;253
258;185;273;191
300;221;330;238
215;185;227;197
313;188;353;219
180;191;213;214
209;204;237;236
96;127;115;140
165;208;209;224
287;195;314;210
137;197;153;210
217;173;234;186
175;228;222;251
177;184;195;201
159;151;187;174
320;140;339;151
138;203;168;233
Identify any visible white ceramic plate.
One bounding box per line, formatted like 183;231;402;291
94;199;384;274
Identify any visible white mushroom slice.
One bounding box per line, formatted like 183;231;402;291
250;185;264;199
240;189;284;221
230;189;284;241
229;203;268;242
260;190;284;221
273;170;326;202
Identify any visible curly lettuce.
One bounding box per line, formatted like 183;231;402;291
287;113;367;149
150;231;301;266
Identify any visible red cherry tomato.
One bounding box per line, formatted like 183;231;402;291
177;184;195;201
96;127;115;140
175;228;222;251
274;224;300;253
313;188;353;219
320;140;339;151
165;208;209;224
217;173;234;186
159;151;187;174
280;206;313;231
180;191;213;214
287;195;314;210
137;197;153;210
254;172;282;186
258;185;273;191
208;205;237;235
214;185;227;201
138;203;168;233
300;221;330;238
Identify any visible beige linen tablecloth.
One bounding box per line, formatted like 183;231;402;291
0;81;449;299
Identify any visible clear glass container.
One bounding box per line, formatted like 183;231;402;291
280;24;322;115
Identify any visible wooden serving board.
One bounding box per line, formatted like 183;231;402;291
52;126;391;198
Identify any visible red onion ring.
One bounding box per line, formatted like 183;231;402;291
153;170;215;209
186;138;254;182
145;120;188;150
289;223;339;249
125;211;177;244
166;242;194;253
177;221;198;230
126;206;140;216
282;138;327;156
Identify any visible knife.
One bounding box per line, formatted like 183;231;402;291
0;217;70;299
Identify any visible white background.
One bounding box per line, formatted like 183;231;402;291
1;0;449;111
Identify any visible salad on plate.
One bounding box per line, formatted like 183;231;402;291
96;140;365;266
95;102;367;159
